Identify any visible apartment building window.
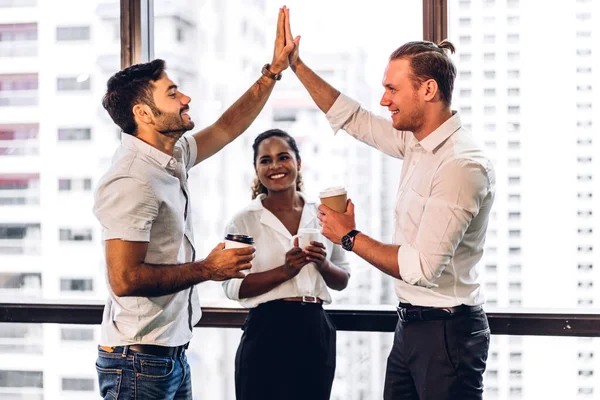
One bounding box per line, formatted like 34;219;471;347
62;377;94;391
483;52;495;61
0;370;43;388
577;84;592;92
57;76;90;91
0;273;41;291
459;17;471;27
576;66;592;74
484;105;495;115
508;105;520;114
459;35;471;45
509;281;522;290
577;192;594;200
460;106;472;115
508;69;520;78
578;352;594;360
58;127;91;141
483;70;496;79
508;158;521;167
483;34;495;44
459;53;472;62
508;176;520;185
508;193;521;202
459;89;472;97
507;0;519;7
459;71;472;79
577;49;592;57
578;369;594;377
578;298;593;306
58;178;92;192
484;88;496;96
60;327;94;342
485;264;497;273
576;31;591;38
577;138;592;146
508;122;521;132
577;157;592;164
459;0;471;8
577;209;593;217
577;175;592;182
0;73;38;106
507;33;519;43
507;52;520;61
510;352;523;361
508;88;520;96
56;26;90;41
60;278;93;292
577;121;592;128
577;245;593;253
577;281;593;289
508;212;521;220
509;387;522;396
578;263;593;271
578;227;593;235
578;387;594;395
509;264;522;273
507;15;519;25
509;229;521;238
508;141;520;150
59;228;92;242
484;123;496;132
577;103;592;110
576;13;592;22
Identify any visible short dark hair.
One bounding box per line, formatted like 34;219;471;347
251;129;304;199
389;40;456;105
102;59;166;135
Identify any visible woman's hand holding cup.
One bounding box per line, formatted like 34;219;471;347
305;241;328;271
283;238;309;277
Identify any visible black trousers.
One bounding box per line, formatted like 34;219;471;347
235;300;336;400
384;308;490;400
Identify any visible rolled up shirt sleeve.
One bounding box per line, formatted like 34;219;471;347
325;93;408;159
181;135;197;171
93;176;159;242
398;159;491;288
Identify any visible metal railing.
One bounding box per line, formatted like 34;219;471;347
1;302;600;337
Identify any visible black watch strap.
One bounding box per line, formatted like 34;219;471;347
341;229;360;251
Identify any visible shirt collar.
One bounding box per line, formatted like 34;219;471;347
246;192;318;239
121;132;178;170
418;111;462;153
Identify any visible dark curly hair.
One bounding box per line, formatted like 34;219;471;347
102;59;166;135
389;40;457;105
251;129;304;199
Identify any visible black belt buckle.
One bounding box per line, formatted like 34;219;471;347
396;306;422;322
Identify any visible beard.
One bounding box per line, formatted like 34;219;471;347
154;108;195;139
392;93;424;133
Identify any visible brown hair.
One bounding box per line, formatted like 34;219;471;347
389;40;456;105
250;129;304;199
102;59;166;135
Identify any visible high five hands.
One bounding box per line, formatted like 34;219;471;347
270;7;300;75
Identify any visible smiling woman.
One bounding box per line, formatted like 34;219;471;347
222;128;350;400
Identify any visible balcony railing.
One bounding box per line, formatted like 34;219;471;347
1;302;600;337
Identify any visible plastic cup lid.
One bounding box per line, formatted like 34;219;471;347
319;186;347;198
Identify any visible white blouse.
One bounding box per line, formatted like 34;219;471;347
222;193;350;308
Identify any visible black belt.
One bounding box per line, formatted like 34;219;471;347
127;342;189;357
396;304;482;323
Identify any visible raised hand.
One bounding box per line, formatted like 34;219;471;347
202;242;255;281
270;7;296;74
283;6;301;67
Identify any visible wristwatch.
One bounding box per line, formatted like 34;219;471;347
261;63;282;81
341;229;360;251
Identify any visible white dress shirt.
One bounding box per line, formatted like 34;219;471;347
326;94;495;307
93;133;201;346
222;193;349;308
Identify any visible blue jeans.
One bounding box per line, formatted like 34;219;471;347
96;346;192;400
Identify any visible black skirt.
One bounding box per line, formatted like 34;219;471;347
235;299;337;400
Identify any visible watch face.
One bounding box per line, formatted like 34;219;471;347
342;235;352;251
